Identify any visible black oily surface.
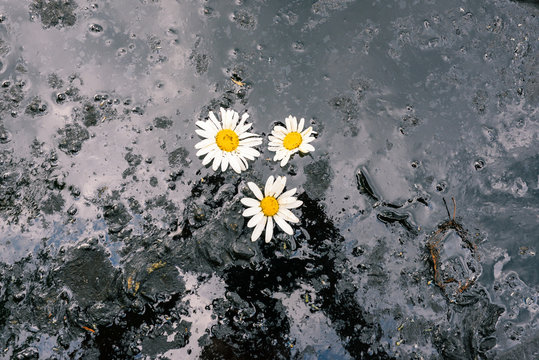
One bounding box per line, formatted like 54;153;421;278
0;0;538;359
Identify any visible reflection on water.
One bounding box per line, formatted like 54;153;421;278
0;0;537;358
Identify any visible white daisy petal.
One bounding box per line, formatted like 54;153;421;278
285;116;292;131
247;211;264;228
274;126;288;136
278;208;300;223
195;138;215;149
280;153;290;167
235;123;252;135
195;129;212;138
220;108;230;129
278;188;297;200
273;152;284;161
196;120;218;135
243;207;261;217
280;200;303;209
237;146;260;159
229;156;241;173
274;214;293;235
195;120;208;130
221;153;229;171
291;116;298;131
212;151;222;171
301;127;313;137
248;182;264;200
239;132;259;139
265;217;274;243
196;144;216;157
239;137;263;146
270;176;286;197
298;118;305;132
208;111;222;130
230;111;239;129
278;196;299;205
299;143;315;153
268;135;282;143
202;149;218;166
251;216;267;242
264;176;275;196
239;158;247;171
241;197;260;207
238;152;254;161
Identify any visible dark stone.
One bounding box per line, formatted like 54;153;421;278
30;0;77;28
57;123;89;154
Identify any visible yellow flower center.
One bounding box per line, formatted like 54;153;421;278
260;196;279;216
215;129;239;152
282;131;302;150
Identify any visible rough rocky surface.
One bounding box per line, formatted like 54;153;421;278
0;0;537;359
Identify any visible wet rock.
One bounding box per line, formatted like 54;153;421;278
0;121;12;144
311;0;354;16
351;77;371;102
472;90;489;114
88;23;103;33
187;202;211;229
40;192;65;214
13;347;39;360
55;243;119;307
474;159;485;171
55;92;67;103
138;263;185;303
141;319;192;357
47;73;64;89
80;102;99;127
190;52;209;75
0;81;25;114
30;0;77;28
57;123;89;154
25;97;48;116
329;95;360;136
103;202;132;234
153;115;173;129
122;150;142;178
178;200;247;271
377;210;419;235
125;151;142;167
433;297;504;359
329;96;358;116
232;10;257;30
494;333;539;360
170;176;255;273
168;147;190;168
303;157;333;199
131;106;144;115
213;193;392;359
0;39;10;57
399;114;421;135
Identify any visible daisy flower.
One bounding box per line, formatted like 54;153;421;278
195;107;262;174
268;115;316;166
241;175;303;243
